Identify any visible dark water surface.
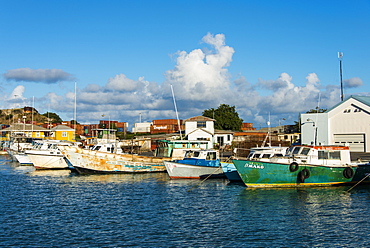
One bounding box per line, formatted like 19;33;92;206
1;155;370;247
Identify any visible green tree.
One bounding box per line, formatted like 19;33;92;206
306;107;327;113
202;104;243;131
42;112;63;123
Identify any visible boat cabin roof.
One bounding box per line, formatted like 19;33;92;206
183;149;219;160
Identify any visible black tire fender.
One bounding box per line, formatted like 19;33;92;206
343;167;354;179
301;168;310;179
289;162;299;172
299;168;310;183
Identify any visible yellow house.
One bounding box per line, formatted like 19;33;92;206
50;125;75;142
1;123;50;140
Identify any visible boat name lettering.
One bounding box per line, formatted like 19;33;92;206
244;162;264;169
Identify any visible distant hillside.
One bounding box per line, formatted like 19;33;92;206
0;107;61;125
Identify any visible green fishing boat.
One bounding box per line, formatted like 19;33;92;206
232;145;370;188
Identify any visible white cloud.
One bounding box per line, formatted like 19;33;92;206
164;33;234;103
10;85;26;100
344;77;363;88
5;33;363;129
3;68;74;84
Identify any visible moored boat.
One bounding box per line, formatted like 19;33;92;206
164;149;224;179
232;145;370;188
222;146;289;181
25;140;74;170
60;145;170;174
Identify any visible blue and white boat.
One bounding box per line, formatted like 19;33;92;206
164;149;224;179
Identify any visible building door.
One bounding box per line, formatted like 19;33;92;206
333;134;365;152
217;136;224;146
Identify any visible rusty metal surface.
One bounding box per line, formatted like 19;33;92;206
60;146;169;173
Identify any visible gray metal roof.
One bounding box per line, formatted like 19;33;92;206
2;123;49;132
326;95;370;112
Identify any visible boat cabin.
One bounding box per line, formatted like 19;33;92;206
270;145;353;166
90;142;124;154
183;149;219;161
247;147;288;161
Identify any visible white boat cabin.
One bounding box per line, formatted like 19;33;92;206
269;145;353;166
183;149;219;161
90;143;124;154
247;147;288;161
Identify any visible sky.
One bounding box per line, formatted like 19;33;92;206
1;0;370;130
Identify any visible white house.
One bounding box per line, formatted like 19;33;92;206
214;130;234;148
301;95;370;152
184;116;215;148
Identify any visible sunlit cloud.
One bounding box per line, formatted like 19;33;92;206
5;33;364;128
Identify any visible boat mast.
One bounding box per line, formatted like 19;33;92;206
171;84;182;140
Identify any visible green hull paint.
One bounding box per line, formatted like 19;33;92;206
232;159;370;188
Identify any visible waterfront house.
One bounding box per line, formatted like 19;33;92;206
1;123;50;139
184;116;215;148
50;125;75;142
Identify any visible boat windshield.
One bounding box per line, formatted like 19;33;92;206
262;154;271;159
291;147;301;155
300;147;311;155
247;152;255;159
185;151;200;158
206;152;217;160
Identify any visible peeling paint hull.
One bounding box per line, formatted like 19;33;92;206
60;146;169;174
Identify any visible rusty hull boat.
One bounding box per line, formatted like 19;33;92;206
60;146;170;174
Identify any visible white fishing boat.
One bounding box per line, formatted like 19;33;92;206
25;140;75;170
164;149;224;179
5;136;39;165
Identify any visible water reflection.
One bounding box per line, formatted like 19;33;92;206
30;169;72;177
68;172;170;184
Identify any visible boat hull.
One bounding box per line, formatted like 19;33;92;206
28;153;69;169
60;146;168;174
164;161;223;179
221;162;242;181
232;159;370;188
14;153;33;165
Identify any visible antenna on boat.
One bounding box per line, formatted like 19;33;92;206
314;93;321;146
170;84;183;140
338;52;344;101
262;113;271;147
32;96;34;136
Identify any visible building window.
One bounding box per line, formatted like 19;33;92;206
62;132;67;137
197;121;206;128
36;132;40;137
227;135;230;141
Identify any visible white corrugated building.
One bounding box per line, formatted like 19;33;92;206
301;95;370;152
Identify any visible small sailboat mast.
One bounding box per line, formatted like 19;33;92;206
171;84;182;140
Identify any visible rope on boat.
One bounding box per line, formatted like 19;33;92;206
187;166;222;192
346;173;370;192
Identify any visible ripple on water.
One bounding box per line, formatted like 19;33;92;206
1;157;370;247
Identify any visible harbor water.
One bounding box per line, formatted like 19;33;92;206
1;154;370;247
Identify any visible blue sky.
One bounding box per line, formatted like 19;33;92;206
1;0;370;129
